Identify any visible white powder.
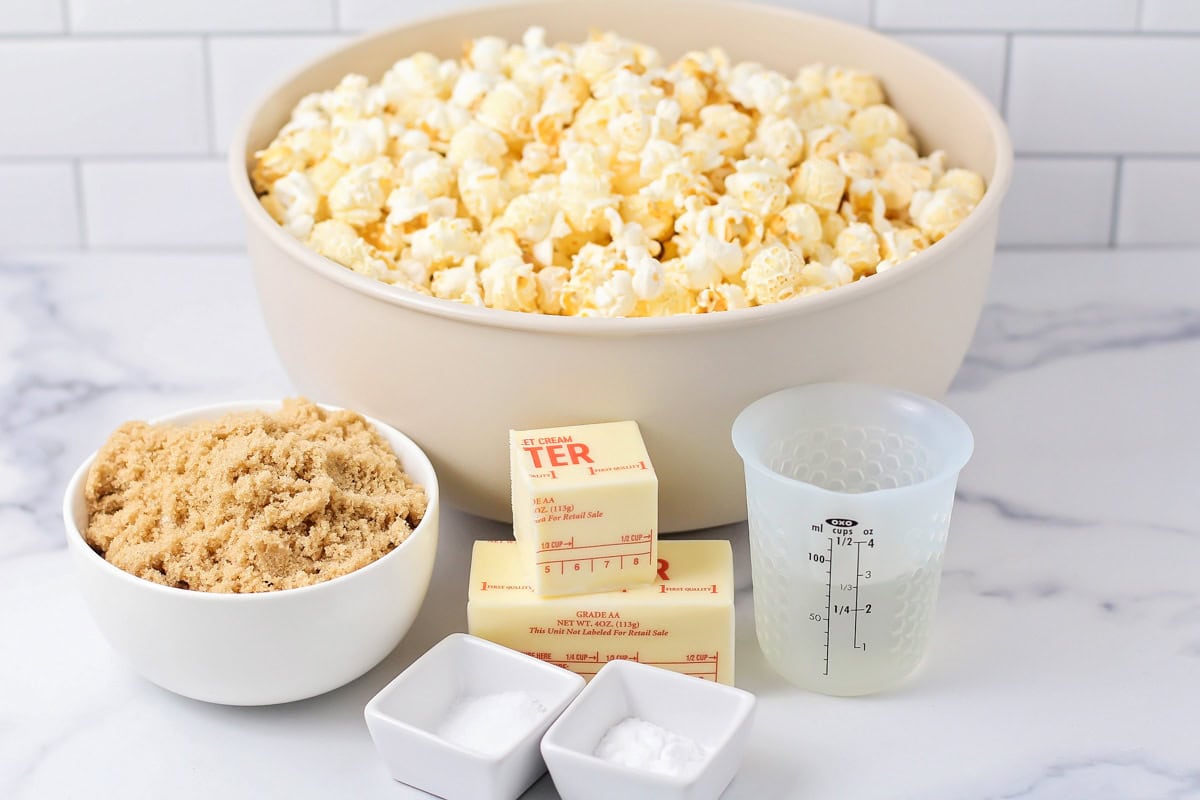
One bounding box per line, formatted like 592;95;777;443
594;717;710;777
436;690;547;755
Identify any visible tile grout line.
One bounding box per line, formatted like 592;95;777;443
1108;156;1125;247
72;158;88;249
1007;152;1200;161
59;0;70;32
331;0;342;31
0;29;359;40
868;0;878;29
1135;0;1146;31
3;28;1200;39
200;35;217;155
999;33;1014;120
0;154;237;164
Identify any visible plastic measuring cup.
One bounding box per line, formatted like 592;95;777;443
732;383;973;696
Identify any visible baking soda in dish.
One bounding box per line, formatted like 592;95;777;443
437;691;547;755
594;717;709;777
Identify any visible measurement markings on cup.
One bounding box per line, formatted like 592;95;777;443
811;518;877;675
824;537;832;675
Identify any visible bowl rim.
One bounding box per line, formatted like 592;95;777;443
62;399;440;602
539;657;757;788
364;633;587;766
228;0;1013;335
730;381;975;496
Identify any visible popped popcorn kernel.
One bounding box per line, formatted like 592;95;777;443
912;187;975;242
828;68;884;109
742;244;805;305
307;220;394;281
255;28;985;317
836;222;882;275
792;158;846;212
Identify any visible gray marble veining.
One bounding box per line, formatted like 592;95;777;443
2;249;1197;799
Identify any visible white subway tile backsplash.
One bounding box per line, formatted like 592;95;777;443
209;35;351;152
892;34;1006;109
337;0;496;30
0;0;65;33
0;40;207;157
336;0;871;32
81;160;243;248
875;0;1138;31
0;163;79;249
68;0;335;33
998;158;1118;246
1007;36;1200;155
1141;1;1200;32
1116;159;1200;245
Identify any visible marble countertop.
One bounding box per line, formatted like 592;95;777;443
2;248;1198;799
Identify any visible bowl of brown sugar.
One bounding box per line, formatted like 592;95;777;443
62;398;439;705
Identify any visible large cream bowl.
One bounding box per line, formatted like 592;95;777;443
229;0;1012;532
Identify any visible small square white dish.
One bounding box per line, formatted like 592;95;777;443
365;633;585;800
541;659;756;800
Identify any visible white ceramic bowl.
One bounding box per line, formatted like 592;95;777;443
229;0;1012;532
541;659;756;800
62;401;440;706
365;633;585;800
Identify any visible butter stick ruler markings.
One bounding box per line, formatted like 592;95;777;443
469;540;735;684
511;421;658;595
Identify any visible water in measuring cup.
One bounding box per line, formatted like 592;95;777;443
749;517;945;695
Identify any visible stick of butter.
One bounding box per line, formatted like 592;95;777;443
468;539;735;685
510;421;658;596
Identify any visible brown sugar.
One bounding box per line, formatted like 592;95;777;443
84;398;427;593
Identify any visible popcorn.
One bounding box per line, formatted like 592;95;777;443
912;187;975;242
331;117;388;165
256;28;985;317
880;160;932;211
807;124;859;159
724;158;789;218
479;255;539;312
801;257;855;290
327;161;388;227
742;244;805;305
772;202;823;257
937;168;986;205
476;80;535;141
466;36;507;74
535;265;569;313
828;68;884;109
849;104;911;152
697;282;749;313
591;270;638;317
792;158;846;212
431;259;484;304
836;222;882;275
457;159;510;225
447;122;507;168
307;220;393;280
269;171;319;239
746;116;805;167
450;69;499;109
630;250;666;300
682;235;742;289
880;226;925;262
410;218;478;267
698;104;754;159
